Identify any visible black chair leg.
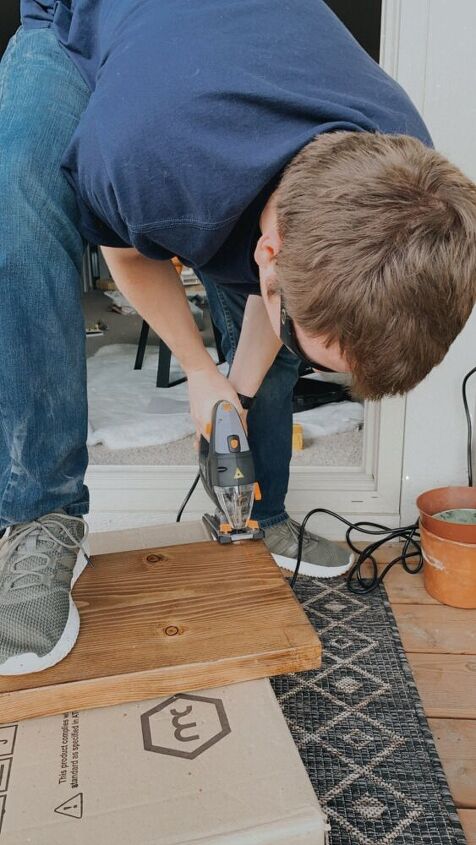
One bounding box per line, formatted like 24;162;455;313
156;338;172;387
134;320;150;370
156;339;187;388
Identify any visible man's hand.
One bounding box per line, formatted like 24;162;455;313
187;363;245;442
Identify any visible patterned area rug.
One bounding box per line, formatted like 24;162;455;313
272;575;467;845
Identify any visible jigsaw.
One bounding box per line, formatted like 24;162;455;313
199;400;264;543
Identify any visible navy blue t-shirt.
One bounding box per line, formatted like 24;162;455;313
22;0;432;287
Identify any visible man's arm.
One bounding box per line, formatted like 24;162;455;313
102;247;212;372
228;295;282;398
101;247;244;436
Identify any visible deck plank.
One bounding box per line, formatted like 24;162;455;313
459;810;476;844
406;654;476;718
383;565;437;604
428;718;476;808
392;605;476;654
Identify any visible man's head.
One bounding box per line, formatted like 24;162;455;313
256;131;476;397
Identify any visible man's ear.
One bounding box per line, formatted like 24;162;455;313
256;193;283;310
255;227;282;297
255;193;282;269
255;235;280;303
255;226;282;268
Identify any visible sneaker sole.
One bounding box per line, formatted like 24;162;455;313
0;541;90;676
271;550;354;579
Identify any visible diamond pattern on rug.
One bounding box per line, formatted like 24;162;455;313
272;576;467;845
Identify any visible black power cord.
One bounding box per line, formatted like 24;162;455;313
463;366;476;486
291;365;475;594
290;510;421;594
176;470;200;523
176;367;475;595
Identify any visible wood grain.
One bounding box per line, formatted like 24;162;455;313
428;718;476;808
0;540;321;723
459;811;476;844
382;565;437;605
392;605;476;654
407;654;476;718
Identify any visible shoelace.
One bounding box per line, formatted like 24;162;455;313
1;515;89;591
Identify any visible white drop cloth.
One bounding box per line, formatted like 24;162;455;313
87;344;195;449
294;402;364;438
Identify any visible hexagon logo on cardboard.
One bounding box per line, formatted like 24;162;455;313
141;693;231;759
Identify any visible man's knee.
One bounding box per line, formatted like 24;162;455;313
0;140;81;272
1;141;68;212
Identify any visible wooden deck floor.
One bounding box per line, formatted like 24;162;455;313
380;549;476;844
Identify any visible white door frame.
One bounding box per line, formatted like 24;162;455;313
393;0;476;523
86;0;408;538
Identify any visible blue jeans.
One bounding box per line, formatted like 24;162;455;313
0;27;300;529
0;27;90;529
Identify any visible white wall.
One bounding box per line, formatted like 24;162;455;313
390;0;476;522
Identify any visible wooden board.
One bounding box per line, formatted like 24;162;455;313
407;654;476;719
392;605;476;654
428;718;476;808
0;539;321;723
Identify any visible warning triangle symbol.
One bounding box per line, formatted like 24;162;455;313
54;793;83;820
234;467;244;480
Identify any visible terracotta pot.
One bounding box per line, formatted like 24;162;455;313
417;486;476;543
420;524;476;608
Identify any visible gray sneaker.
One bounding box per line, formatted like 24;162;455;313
0;512;89;675
264;518;353;578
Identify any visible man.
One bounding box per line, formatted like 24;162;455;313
1;0;475;675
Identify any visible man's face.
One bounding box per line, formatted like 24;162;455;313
262;280;349;373
255;198;350;374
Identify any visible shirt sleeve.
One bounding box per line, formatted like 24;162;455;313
73;195;131;248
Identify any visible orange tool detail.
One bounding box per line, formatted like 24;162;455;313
230;437;239;449
222;402;233;412
246;519;259;530
205;422;212;437
219;523;233;534
254;482;262;501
